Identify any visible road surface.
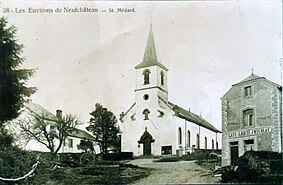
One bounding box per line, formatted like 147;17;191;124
128;159;220;184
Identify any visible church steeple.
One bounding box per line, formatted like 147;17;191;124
135;24;168;71
135;24;169;104
142;23;157;65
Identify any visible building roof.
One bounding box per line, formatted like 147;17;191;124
167;101;221;133
135;24;168;71
24;102;95;140
238;74;262;83
24;102;57;120
68;128;96;141
232;73;281;87
120;98;221;133
222;73;281;99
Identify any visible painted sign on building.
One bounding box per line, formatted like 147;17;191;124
228;127;272;138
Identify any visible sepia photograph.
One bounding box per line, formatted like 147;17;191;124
0;0;282;184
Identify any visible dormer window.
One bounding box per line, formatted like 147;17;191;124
143;69;150;85
244;86;252;97
143;109;150;120
160;71;164;85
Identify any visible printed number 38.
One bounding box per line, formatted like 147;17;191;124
2;8;11;13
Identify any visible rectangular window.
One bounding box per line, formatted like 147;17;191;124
243;109;254;126
244;86;252;97
248;114;253;126
50;125;55;130
244;139;254;151
67;139;73;148
161;146;172;155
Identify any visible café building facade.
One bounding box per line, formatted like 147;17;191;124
221;73;282;166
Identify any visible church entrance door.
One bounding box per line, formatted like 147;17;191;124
143;136;152;156
138;128;155;156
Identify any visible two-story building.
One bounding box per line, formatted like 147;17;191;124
221;73;282;166
8;101;98;153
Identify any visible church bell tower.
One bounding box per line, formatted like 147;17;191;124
134;25;169;116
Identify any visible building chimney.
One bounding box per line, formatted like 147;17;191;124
56;110;62;120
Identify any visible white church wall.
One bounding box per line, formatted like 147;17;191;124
121;26;221;156
121;103;178;156
186;120;200;151
152;109;176;155
171;116;220;154
121;99;221;156
136;66;158;90
199;126;217;149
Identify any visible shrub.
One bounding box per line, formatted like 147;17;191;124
233;151;282;183
0;146;38;184
221;166;235;183
59;153;82;167
103;152;133;161
155;157;179;162
193;149;210;163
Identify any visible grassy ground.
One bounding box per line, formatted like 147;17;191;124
21;161;151;185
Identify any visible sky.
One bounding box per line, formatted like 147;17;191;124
1;1;282;131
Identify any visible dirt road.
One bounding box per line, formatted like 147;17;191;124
128;159;221;184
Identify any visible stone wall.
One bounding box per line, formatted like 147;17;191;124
221;77;282;166
271;88;281;152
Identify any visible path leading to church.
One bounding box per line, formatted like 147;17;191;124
128;159;220;184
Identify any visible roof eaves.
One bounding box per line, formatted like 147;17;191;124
120;102;136;120
232;77;264;86
135;61;168;71
24;103;57;121
68;129;95;141
168;101;221;133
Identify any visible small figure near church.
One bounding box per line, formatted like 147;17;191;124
120;25;221;156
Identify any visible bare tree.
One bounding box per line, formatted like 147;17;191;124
17;113;79;154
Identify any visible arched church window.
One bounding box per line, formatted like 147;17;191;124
178;127;182;145
196;134;200;149
187;130;191;147
143;69;151;85
212;139;214;150
204;137;207;149
143;109;150;120
160;71;164;85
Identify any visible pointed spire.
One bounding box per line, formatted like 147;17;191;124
135;24;168;71
142;23;157;64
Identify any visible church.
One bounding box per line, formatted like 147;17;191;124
120;26;221;156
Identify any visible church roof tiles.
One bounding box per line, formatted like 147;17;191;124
167;101;221;133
